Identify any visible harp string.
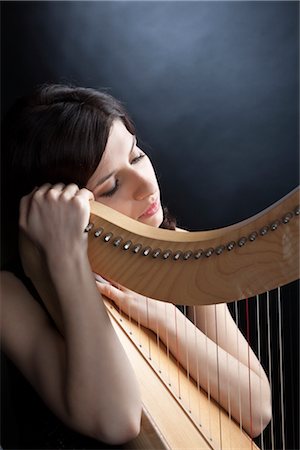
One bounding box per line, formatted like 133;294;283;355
105;289;277;449
287;285;296;450
127;292;132;336
183;305;192;414
155;300;161;374
234;300;243;435
192;305;202;428
245;298;254;443
214;303;223;449
224;302;232;449
164;302;171;387
101;277;298;449
145;297;152;360
174;306;182;400
277;287;286;450
256;294;264;450
266;291;275;450
204;305;213;441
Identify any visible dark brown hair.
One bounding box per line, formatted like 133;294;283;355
2;84;135;197
1;83;175;270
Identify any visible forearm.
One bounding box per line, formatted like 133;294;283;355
18;185;142;442
37;251;141;443
157;305;271;437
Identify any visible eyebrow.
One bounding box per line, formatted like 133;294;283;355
95;135;137;187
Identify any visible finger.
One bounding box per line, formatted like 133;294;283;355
31;183;56;201
96;282;127;305
60;183;80;199
76;187;95;201
19;195;30;230
52;183;65;191
94;273;111;284
32;183;53;196
44;183;67;201
19;185;47;229
109;280;129;293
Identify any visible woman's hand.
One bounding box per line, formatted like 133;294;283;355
19;183;94;262
96;280;167;334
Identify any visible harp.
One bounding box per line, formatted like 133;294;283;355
85;187;299;450
18;188;299;449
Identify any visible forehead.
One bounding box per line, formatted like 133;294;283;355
102;119;134;164
87;119;134;187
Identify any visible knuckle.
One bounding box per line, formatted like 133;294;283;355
53;182;65;189
31;190;43;203
60;191;71;202
45;188;58;201
68;183;79;190
81;187;93;195
78;188;95;200
72;195;87;209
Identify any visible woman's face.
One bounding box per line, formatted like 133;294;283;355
86;120;163;227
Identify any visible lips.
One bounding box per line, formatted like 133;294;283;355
139;199;160;218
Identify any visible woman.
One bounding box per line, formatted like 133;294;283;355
1;84;271;448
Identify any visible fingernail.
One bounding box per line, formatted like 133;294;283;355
94;273;110;284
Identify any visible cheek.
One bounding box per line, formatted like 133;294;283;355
144;160;159;187
96;196;135;219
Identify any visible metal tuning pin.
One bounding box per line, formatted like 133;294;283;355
94;227;104;237
260;225;269;236
270;220;280;231
113;237;122;247
227;241;236;251
142;247;152;256
282;212;293;224
162;250;172;259
104;232;113;242
249;231;258;242
152;249;161;258
123;240;132;250
204;248;214;257
183;250;193;260
132;244;142;254
238;237;247;247
215;245;225;255
194;249;203;259
84;223;94;232
173;251;182;261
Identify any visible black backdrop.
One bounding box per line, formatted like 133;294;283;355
1;0;299;230
1;1;299;449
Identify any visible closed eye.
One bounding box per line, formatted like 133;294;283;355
100;153;145;197
131;153;145;164
101;179;120;197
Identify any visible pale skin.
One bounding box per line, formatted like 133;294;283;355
1;119;271;444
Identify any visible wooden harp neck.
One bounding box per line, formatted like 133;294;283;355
87;187;299;305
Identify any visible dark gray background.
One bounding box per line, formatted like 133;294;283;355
1;1;299;230
1;2;299;449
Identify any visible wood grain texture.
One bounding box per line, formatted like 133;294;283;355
105;299;259;450
88;188;299;305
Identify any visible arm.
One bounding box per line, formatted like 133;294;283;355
181;303;272;437
1;184;142;445
97;284;271;438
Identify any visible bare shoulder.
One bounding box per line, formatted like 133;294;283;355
1;269;50;330
1;269;29;294
1;270;45;318
1;270;53;370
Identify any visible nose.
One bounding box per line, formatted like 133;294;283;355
131;171;156;201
